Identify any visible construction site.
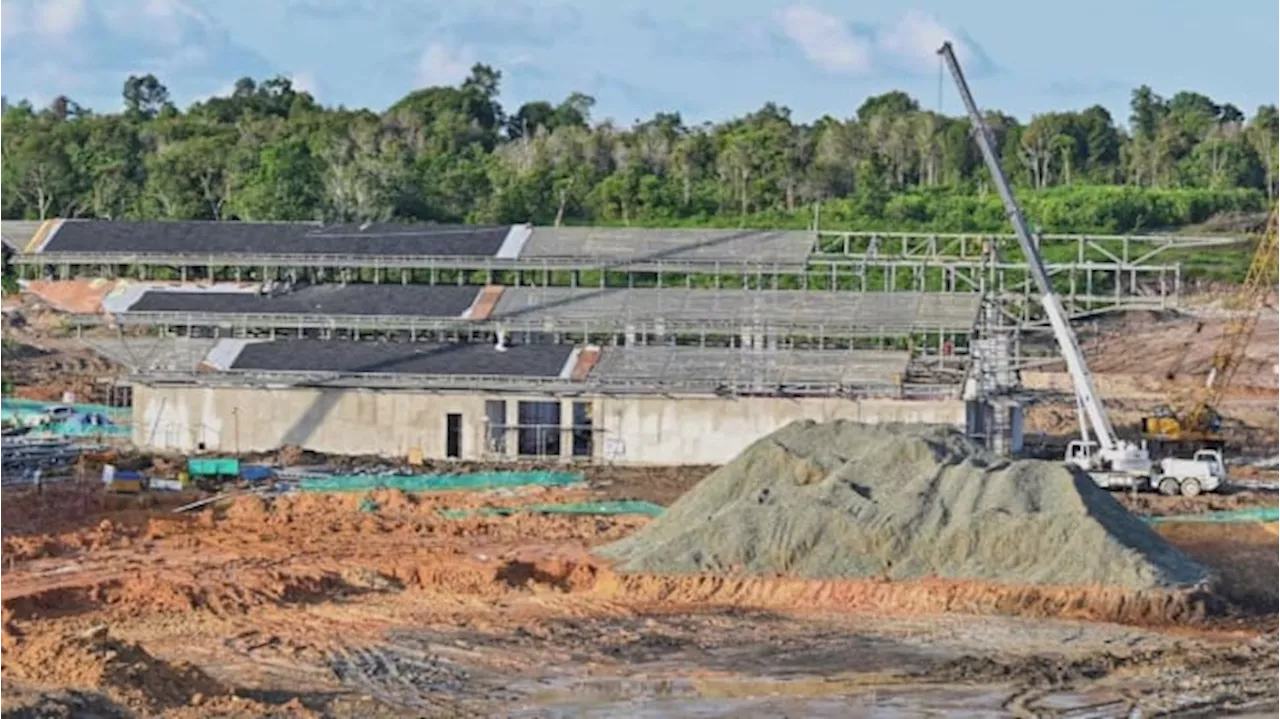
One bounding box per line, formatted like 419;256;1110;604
1;46;1278;718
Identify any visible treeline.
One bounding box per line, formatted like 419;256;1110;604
1;67;1276;233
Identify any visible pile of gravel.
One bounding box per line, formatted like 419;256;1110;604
598;421;1208;590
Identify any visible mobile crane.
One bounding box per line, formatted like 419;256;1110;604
937;42;1225;495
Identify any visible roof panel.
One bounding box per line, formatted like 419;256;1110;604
228;340;575;377
521;227;814;263
592;347;910;386
126;284;482;317
495;288;980;330
41;220;511;257
0;221;43;251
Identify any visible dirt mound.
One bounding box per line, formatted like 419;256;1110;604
598;421;1208;590
1;627;228;714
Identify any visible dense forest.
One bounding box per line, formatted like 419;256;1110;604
2;66;1276;233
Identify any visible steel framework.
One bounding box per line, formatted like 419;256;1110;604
132;367;962;399
73;312;973;348
16;230;1236;320
33;228;1246;402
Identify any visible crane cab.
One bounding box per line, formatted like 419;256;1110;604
1064;440;1153;490
1064;440;1097;471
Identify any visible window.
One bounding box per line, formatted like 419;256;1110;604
485;400;507;454
446;413;462;459
571;402;593;458
517;401;561;458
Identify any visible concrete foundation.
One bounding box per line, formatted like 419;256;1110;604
132;384;966;465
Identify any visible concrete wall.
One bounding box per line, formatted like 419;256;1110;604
596;395;965;465
133;384;965;465
134;384;495;458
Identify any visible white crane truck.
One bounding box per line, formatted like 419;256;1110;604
938;42;1226;496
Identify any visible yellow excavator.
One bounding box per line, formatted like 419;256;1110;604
1141;208;1278;450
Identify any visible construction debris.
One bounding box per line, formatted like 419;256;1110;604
598;421;1210;590
0;437;82;486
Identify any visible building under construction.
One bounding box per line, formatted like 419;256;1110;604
4;218;1233;464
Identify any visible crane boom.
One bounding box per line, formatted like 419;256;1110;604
937;41;1121;453
1144;209;1279;446
1201;210;1278;405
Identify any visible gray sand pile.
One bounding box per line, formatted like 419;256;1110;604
598;421;1208;590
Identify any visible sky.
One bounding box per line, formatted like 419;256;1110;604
1;0;1277;128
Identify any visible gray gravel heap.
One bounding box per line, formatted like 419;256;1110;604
598;421;1208;590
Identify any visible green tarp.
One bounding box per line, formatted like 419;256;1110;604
1145;507;1279;524
437;500;665;519
297;470;585;494
188;457;241;477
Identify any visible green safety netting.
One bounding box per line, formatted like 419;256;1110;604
436;500;665;519
1;398;131;421
297;470;586;494
2;398;131;438
1145;507;1279;524
45;419;131;437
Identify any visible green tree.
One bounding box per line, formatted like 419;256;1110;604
123;74;172;119
0;69;1271;233
233;137;323;221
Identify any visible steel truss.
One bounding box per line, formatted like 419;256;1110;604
73;312;974;352
18;230;1225;322
132;367;962;400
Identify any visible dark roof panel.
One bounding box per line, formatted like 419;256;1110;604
128;285;481;317
43;220;510;257
230;340;574;378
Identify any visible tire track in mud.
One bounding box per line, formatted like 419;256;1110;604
326;641;521;713
922;635;1280;718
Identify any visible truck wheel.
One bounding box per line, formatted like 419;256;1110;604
1158;478;1180;496
1180;478;1203;498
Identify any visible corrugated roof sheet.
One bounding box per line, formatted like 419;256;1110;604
228;339;576;378
42;220;513;257
126;284;482;317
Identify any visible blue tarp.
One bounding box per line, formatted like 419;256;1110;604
240;465;275;482
48;413;130;437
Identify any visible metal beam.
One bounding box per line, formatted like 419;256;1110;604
132;368;961;399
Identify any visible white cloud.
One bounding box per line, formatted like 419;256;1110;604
3;0;276;112
135;0;213;47
779;6;976;76
34;0;86;37
289;71;318;97
415;43;473;87
778;6;872;75
1;3;25;40
877;10;970;72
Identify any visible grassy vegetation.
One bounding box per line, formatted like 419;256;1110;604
569;186;1267;235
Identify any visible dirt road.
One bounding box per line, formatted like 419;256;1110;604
1;483;1275;717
